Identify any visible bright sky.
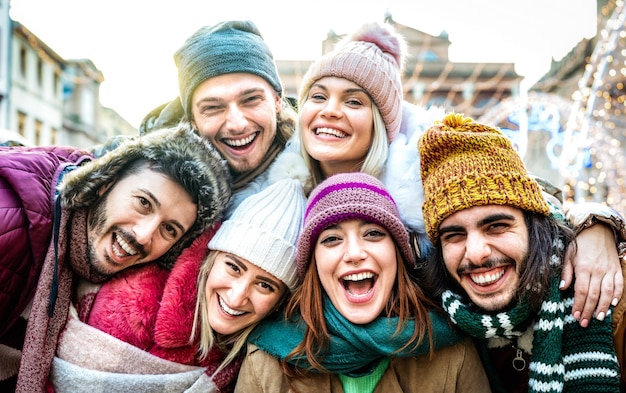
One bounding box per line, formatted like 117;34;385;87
9;0;597;128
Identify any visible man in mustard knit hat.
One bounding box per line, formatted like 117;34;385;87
418;113;622;393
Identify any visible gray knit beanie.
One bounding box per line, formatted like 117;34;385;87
174;20;283;121
58;126;232;269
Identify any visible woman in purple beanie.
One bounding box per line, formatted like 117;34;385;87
234;172;490;392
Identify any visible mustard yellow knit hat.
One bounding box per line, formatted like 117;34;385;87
419;113;550;242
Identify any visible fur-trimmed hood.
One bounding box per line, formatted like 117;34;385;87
57;126;232;268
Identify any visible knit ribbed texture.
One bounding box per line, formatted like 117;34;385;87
419;113;550;243
174;20;283;120
298;22;405;141
249;295;465;374
209;178;306;291
441;242;620;393
296;172;414;281
338;357;390;393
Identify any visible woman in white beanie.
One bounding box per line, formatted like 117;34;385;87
50;170;308;393
278;20;624;328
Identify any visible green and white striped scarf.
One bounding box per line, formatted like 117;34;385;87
441;252;620;392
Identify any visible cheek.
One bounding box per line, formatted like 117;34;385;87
252;295;281;319
204;270;223;298
299;105;314;128
355;125;374;149
442;245;463;274
194;118;220;142
314;248;336;276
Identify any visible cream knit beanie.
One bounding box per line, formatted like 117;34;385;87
208;176;306;291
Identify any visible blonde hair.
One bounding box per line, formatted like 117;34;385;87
191;250;288;374
300;103;389;188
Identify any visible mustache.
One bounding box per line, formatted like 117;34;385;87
114;226;147;259
457;256;516;275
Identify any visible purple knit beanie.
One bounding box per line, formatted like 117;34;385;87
296;172;415;280
298;21;405;142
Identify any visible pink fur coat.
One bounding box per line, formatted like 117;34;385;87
84;225;240;391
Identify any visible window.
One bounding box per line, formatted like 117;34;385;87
34;119;42;145
19;46;26;78
17;111;26;137
37;58;43;87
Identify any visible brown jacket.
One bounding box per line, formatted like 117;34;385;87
235;337;490;393
613;259;626;390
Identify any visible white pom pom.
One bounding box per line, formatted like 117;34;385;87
267;151;313;194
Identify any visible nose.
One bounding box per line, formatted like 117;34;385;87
342;237;367;265
132;216;160;246
225;104;248;131
227;278;250;308
464;232;491;263
320;97;343;119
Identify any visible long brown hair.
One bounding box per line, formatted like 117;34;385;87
281;247;436;378
422;210;575;312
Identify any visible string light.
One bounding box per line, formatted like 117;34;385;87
560;0;626;215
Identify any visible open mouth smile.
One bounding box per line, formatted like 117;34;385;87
341;272;376;299
218;295;246;316
111;232;138;258
468;266;506;286
223;132;257;149
315;127;347;138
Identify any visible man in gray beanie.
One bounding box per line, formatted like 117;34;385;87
138;20;296;201
0;126;232;392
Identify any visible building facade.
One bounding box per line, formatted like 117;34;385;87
277;13;522;119
0;11;135;148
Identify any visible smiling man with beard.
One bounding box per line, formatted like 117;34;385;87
419;113;622;393
0;126;232;392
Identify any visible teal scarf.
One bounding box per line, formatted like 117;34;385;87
442;272;620;392
249;295;465;374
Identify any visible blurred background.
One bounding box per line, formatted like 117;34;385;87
2;0;624;214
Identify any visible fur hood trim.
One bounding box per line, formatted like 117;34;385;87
58;126;232;268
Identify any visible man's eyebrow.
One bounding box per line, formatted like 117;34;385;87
140;188;187;233
241;87;265;95
439;225;465;235
477;213;516;227
439;213;517;234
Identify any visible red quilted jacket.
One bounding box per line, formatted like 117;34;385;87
0;145;92;339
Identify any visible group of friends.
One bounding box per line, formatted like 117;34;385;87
1;19;625;393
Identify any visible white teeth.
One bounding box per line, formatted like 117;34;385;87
117;235;137;256
470;270;504;285
112;244;125;258
219;296;245;316
343;272;375;282
315;127;347;138
224;133;256;147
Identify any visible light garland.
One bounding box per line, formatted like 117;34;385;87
560;0;626;215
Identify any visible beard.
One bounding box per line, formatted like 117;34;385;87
86;189;145;278
86;194;116;278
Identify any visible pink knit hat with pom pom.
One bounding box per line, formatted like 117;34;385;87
298;22;406;141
